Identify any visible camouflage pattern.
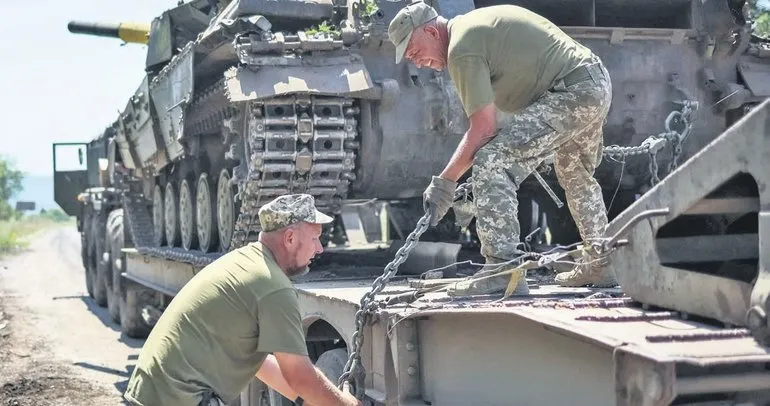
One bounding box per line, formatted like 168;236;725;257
258;194;334;232
473;58;612;264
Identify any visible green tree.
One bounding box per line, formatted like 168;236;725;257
0;156;25;221
748;0;770;37
40;208;70;222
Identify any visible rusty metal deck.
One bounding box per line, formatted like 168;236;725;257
294;277;770;367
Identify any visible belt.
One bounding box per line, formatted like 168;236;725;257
557;62;603;88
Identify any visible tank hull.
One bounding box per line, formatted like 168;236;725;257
71;0;770;259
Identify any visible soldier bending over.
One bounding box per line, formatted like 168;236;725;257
388;1;617;295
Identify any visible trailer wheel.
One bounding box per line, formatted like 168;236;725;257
85;261;95;299
315;348;348;385
119;280;153;339
114;207;153;339
93;217;109;307
82;226;94;298
106;209;124;324
256;347;349;406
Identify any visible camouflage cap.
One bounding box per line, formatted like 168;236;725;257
388;0;439;64
258;194;333;232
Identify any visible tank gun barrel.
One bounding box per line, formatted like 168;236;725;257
67;21;150;44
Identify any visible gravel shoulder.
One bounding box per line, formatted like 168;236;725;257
0;227;144;406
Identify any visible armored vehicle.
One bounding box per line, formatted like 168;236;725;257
54;0;770;404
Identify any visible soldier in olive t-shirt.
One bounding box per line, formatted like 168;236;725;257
123;241;308;406
445;5;594;116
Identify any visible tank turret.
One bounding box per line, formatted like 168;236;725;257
67;21;150;44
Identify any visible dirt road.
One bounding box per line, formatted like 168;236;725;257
0;226;144;405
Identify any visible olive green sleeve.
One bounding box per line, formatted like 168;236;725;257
448;54;495;117
257;288;308;356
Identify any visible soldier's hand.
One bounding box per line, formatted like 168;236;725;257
423;176;458;227
341;381;363;406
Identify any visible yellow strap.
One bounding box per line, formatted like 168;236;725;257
433;247;586;298
502;247;585;299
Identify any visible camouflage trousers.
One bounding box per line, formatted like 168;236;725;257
472;57;612;262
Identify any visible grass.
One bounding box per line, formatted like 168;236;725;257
0;215;74;257
305;21;338;37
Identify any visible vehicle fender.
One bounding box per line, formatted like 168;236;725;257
223;61;375;102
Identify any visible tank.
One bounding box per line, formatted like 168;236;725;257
66;0;770;262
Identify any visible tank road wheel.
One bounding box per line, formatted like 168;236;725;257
165;181;180;247
217;169;235;252
152;184;165;246
196;172;218;253
179;178;197;251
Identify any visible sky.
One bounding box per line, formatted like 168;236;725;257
0;0;179;176
0;0;769;177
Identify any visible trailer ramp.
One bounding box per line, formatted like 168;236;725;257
604;98;769;343
296;278;770;406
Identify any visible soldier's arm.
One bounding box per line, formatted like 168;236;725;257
439;54;497;182
271;352;361;406
439;103;497;181
255;354;298;399
255;289;361;406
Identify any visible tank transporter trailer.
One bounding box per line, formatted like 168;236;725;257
53;0;770;404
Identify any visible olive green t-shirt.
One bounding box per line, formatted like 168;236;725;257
123;242;308;406
447;5;595;116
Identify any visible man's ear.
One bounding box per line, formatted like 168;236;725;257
282;227;295;248
424;24;440;40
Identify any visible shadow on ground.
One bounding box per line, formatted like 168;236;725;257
72;356;137;405
52;294;145;349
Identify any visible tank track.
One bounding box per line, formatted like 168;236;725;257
230;95;359;249
185;77;237;138
122;89;360;267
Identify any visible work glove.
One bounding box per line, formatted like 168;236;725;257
423;176;458;227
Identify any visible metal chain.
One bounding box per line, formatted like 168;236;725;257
337;208;432;394
648;150;661;186
601;100;698;187
337;184;473;397
667;100;697;173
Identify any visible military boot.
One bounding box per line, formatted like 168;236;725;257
554;243;617;288
447;257;529;297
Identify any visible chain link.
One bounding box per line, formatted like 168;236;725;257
337;209;431;395
601;100;698;187
667;100;697;173
648;150;661;186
